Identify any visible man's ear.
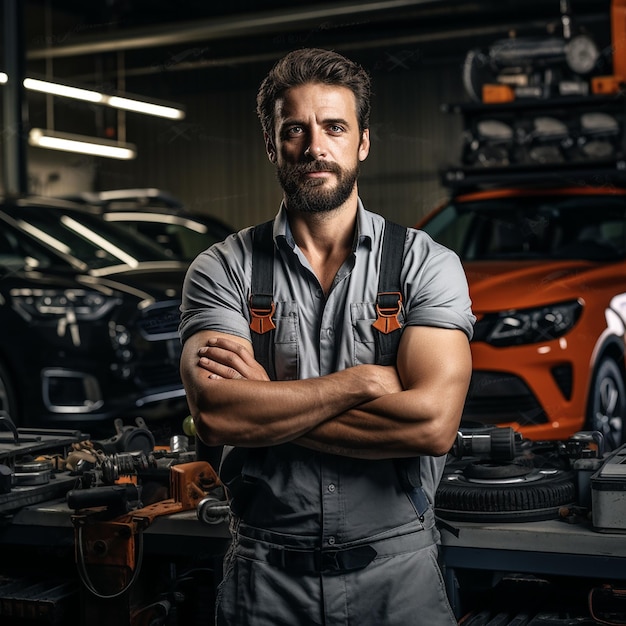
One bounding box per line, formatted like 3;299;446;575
265;133;277;163
358;128;370;162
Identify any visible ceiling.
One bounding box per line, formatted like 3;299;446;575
18;0;613;96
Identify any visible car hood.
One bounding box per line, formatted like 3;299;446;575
85;261;187;300
1;261;187;303
464;259;617;313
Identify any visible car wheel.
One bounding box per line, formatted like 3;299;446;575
0;359;19;428
435;460;576;522
587;357;626;451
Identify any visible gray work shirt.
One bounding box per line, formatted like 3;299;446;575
179;200;475;546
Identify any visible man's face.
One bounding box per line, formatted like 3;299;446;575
267;83;370;214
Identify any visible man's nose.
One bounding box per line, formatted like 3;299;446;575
304;131;326;159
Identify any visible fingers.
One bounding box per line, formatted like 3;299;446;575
198;356;243;380
197;336;270;381
198;341;250;371
206;335;252;355
199;337;252;363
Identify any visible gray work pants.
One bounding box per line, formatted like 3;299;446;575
215;519;457;626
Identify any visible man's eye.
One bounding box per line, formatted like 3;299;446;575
328;125;344;134
287;126;303;136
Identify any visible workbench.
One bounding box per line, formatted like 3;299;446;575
3;497;626;624
0;497;231;625
4;496;231;550
440;516;626;620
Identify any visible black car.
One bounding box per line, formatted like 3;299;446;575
0;196;190;433
67;188;235;262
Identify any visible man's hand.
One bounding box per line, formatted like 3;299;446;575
197;336;270;381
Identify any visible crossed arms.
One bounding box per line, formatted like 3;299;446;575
180;323;472;460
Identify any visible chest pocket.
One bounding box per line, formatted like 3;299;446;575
273;301;299;380
351;302;406;366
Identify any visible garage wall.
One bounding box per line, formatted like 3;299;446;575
93;79;280;230
361;61;464;227
94;56;466;231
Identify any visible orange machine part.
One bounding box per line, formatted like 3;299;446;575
482;84;515;104
611;0;626;82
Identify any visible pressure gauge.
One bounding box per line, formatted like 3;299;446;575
565;34;600;74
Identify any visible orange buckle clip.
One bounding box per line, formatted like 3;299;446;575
372;292;403;334
249;297;276;334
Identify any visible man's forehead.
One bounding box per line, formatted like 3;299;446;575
274;83;357;120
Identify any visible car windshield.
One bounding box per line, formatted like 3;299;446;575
421;194;626;262
0;204;173;270
104;212;233;261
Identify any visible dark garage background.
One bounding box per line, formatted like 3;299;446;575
4;0;614;229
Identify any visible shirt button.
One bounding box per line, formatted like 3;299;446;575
327;483;336;493
328;536;336;546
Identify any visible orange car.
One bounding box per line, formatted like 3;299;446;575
416;185;626;449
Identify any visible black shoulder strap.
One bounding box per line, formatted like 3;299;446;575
222;220;275;508
249;219;277;380
374;220;407;366
377;221;429;518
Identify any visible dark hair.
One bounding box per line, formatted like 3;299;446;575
256;48;371;141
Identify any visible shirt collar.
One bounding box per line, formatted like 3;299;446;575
273;198;373;252
273;202;293;249
355;198;373;252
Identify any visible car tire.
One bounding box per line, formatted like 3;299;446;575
587;357;626;451
435;461;576;522
0;359;19;428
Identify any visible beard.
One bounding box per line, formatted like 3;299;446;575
277;159;359;214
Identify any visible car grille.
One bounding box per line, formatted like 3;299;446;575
137;301;181;339
463;371;548;426
137;361;182;388
132;301;184;389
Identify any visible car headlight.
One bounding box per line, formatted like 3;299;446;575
10;288;119;322
474;300;583;347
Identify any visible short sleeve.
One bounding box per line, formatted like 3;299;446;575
402;230;475;340
178;232;253;344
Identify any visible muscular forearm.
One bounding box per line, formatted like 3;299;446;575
185;362;398;448
296;384;463;459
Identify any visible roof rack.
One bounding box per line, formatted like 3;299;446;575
442;159;626;191
441;91;626;191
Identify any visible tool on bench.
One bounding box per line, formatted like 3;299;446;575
68;460;227;599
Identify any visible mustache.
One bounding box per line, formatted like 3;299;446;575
292;160;341;175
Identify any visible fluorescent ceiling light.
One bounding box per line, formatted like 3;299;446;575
107;95;184;119
29;128;137;160
24;77;104;103
18;75;185;120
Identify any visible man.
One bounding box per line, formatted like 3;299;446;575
179;47;475;626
